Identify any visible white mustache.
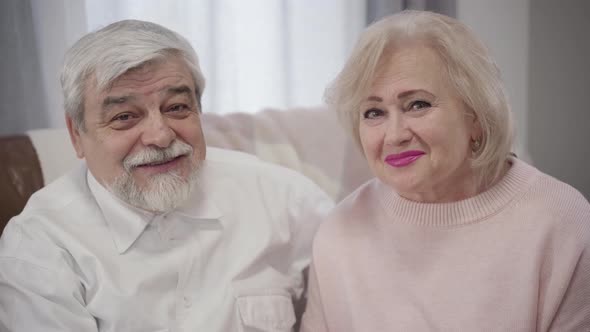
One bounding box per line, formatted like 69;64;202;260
123;140;193;172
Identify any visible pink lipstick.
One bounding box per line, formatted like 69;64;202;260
384;150;425;167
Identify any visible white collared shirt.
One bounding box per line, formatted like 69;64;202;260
0;148;334;332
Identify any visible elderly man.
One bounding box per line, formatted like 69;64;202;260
0;20;333;331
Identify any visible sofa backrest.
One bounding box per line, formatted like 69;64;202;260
0;106;373;232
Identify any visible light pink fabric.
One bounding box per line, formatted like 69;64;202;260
302;158;590;331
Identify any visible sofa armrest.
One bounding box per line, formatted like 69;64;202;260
0;135;44;233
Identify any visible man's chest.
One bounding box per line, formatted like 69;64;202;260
74;219;298;332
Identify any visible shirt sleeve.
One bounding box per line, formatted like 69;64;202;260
282;173;334;329
0;222;98;331
286;175;334;297
300;263;329;332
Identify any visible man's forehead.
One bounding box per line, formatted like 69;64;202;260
99;84;195;109
101;76;195;99
92;56;194;93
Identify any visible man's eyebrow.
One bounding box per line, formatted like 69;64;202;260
163;85;194;98
101;85;196;110
102;95;135;110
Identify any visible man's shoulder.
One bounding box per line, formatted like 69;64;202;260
206;146;262;165
19;165;91;217
201;148;334;223
0;165;96;264
3;165;96;250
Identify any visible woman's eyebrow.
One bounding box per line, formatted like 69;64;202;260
397;89;435;99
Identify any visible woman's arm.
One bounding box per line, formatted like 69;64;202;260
300;263;329;332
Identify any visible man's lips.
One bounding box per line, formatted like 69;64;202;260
384;150;425;167
135;155;186;172
137;155;182;167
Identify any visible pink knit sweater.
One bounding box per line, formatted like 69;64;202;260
302;158;590;331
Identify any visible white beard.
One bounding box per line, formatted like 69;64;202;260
108;140;200;213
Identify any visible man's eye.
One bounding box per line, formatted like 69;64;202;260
363;108;384;119
408;100;431;111
167;104;189;113
112;113;134;121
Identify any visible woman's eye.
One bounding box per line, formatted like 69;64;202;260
408;100;431;111
363;108;384;119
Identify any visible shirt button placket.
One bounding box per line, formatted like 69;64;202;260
183;295;192;308
175;231;201;329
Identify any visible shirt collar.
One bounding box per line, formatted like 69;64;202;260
87;167;223;254
87;171;154;254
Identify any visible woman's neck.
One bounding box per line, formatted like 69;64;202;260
398;160;511;203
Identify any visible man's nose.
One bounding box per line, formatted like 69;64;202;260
140;112;176;148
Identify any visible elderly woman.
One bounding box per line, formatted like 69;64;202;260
301;10;590;332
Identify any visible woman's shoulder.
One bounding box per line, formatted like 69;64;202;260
527;165;589;212
314;178;382;240
517;161;590;237
507;158;587;209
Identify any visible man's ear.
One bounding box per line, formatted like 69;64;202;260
65;115;85;159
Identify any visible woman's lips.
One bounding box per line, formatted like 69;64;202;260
384;150;425;167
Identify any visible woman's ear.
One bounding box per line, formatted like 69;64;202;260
65;115;85;159
469;115;484;153
470;112;483;142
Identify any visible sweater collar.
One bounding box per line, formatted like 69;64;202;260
377;157;538;226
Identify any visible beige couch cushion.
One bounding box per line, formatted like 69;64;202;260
201;106;371;200
27;106;372;201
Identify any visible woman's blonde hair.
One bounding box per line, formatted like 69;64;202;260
325;10;513;188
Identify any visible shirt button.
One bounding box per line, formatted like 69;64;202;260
183;296;191;308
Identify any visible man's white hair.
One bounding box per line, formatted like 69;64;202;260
61;19;206;130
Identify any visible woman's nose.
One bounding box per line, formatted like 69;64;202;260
383;113;413;147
